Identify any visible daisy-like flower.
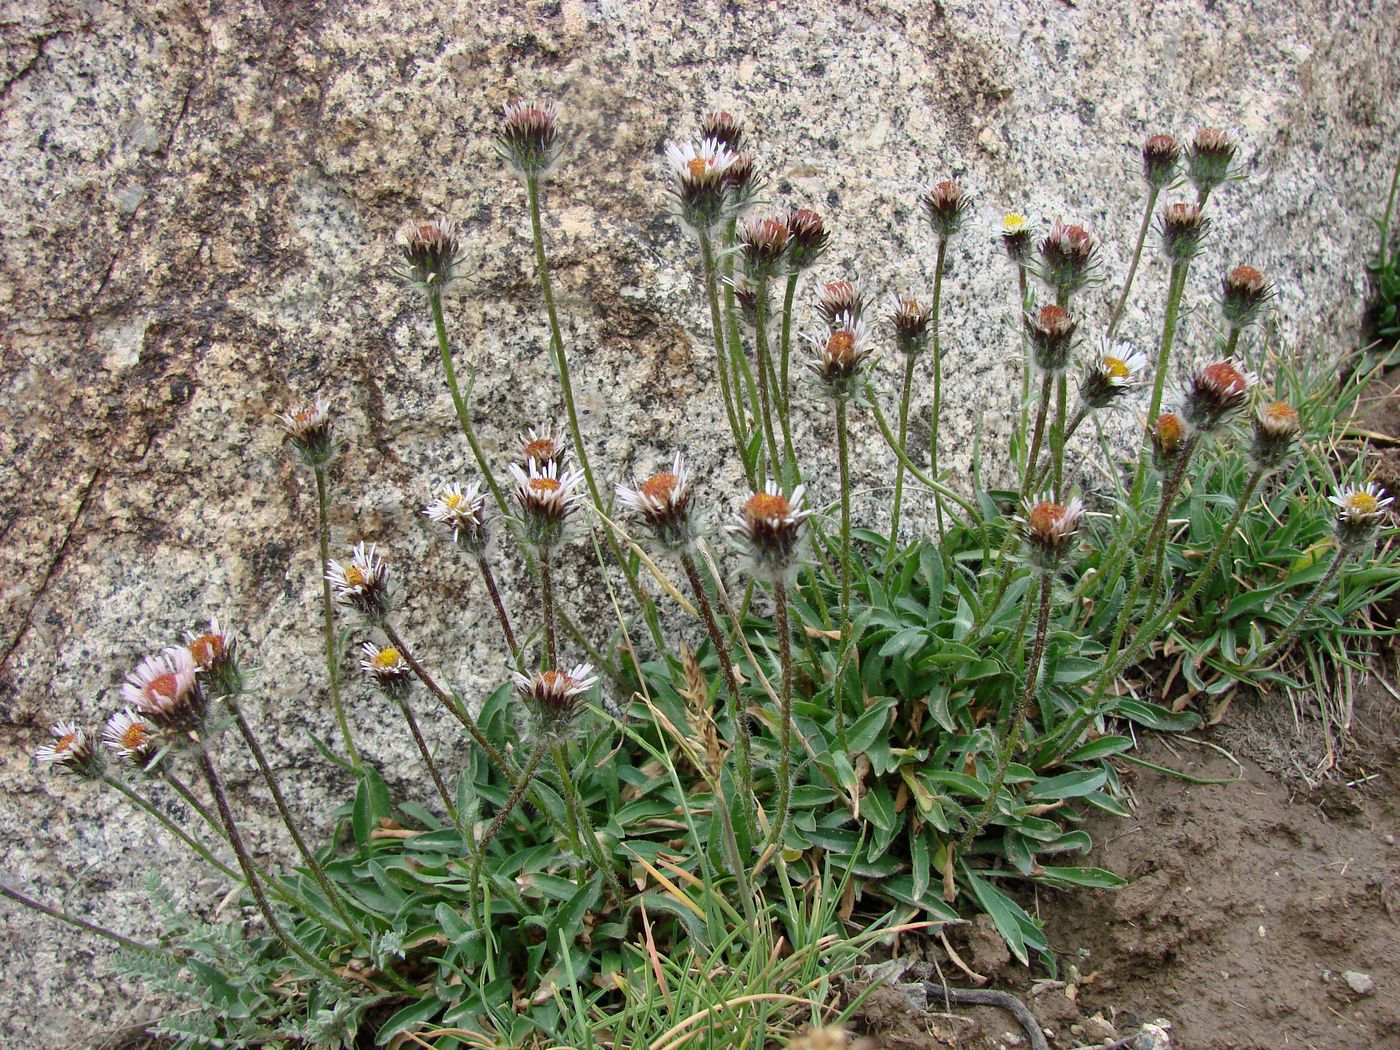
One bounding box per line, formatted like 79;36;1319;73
1221;265;1274;330
921;179;971;240
1330;482;1393;550
1080;337;1147;408
887;292;933;357
510;459;587;550
727;481;812;585
1021;496;1085;570
102;708;159;765
1186;126;1238;197
699;111;744;151
394;218;465;295
1250;400;1300;472
36;720;103;778
1183;357;1257;430
1150;410;1193;470
996;211;1037;264
1142;133;1180;189
513;663;598;740
786;208;829;271
185;617;241;698
424;482;489;554
121;647;204;730
360;642;412;700
497;100;563;179
1039;222;1100;299
808;313;873;401
516;426;571;472
326;542;391;623
664;137;739;233
617;453;695;554
738;213;790;278
815;280;865;327
278;398;336;468
1025;304;1078;373
1159;201;1210;260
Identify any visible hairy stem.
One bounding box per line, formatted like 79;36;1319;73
889;351;919;553
476;556;519;661
430;293;509;520
540;552;558;671
698;226;750;482
752;275;782;478
469;747;545;902
929;237;948;536
1130;258;1191;508
0;881;160;955
764;581;794;855
314;465;360;770
550;743;624;901
1106;185;1162;337
834;397;853;749
102;774;239;884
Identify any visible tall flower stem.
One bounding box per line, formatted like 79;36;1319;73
776;271;803;484
1015;265;1032;468
313;465;360;771
833;398;854;749
751;275;783;478
959;570;1051;852
1253;548;1350;668
194;747;346;983
763;581;795;855
225;698;365;946
0;881;160;956
102;774;239;883
1051;373;1068;498
888;352;920;553
1021;371;1055;500
387;690;461;831
539;553;559;671
698;227;753;483
1130;258;1191;508
928;238;948;535
476;556;519;661
1107;186;1162;337
722;223;763;437
549;743;624;901
429;293;509;520
469;747;545;902
680;552;756;836
1379;146;1400;268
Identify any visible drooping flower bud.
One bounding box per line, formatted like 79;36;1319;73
185;618;242;699
1183;358;1256;431
699;111;745;152
921;179;970;241
1159;201;1210;260
1249;401;1300;472
738;214;791;279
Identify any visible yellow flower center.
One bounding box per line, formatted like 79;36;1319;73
1346;492;1379;514
343;565;367;587
745;492;792;523
1002;212;1028;234
372;647;402;670
120;724;150;751
640;473;678;502
1103;356;1129;379
687;157;710;181
55;732;77;753
443;493;465;510
530;477;561;494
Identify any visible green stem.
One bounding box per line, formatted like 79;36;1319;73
929;237;948;535
889;351;919;554
476;556;519;662
1254;547;1350;668
1130;258;1191;507
1052;372;1068;498
699;227;752;484
103;774;239;883
752;275;783;478
388;689;461;831
764;581;794;855
314;466;360;770
1022;371;1055;500
1107;185;1162;337
540;552;558;671
550;743;624;901
1016;265;1032;470
834;398;853;750
0;881;161;955
470;747;545;902
777;270;802;484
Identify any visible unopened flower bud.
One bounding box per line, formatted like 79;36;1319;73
185;618;242;699
1221;265;1273;330
700;111;744;151
1249;401;1300;471
808;314;873;401
727;482;811;585
1022;496;1084;570
816;281;865;326
887;293;933;357
1184;358;1256;430
395;219;464;295
1039;222;1100;299
1151;411;1192;470
786;208;829;271
1142;133;1181;189
1160;201;1210;260
617;453;695;555
739;214;790;278
279;399;336;469
497;100;563;179
922;179;970;240
1186;126;1238;197
1026;304;1077;373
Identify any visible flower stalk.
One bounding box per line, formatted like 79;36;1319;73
314;465;360;770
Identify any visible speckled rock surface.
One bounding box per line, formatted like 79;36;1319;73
2;0;1396;1042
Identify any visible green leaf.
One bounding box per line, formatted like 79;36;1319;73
1062;735;1134;762
1113;699;1202;731
1033;865;1127;888
846;695;898;754
375;996;447;1044
352;766;391;848
924;769;990;800
961;867;1045;966
1029;768;1107;800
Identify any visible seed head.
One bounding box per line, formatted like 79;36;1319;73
1151;411;1193;470
102;708;160;767
786;208;830;271
498;100;563;179
1081;337;1147;408
184;617;242;698
360;643;413;700
887;293;933;357
1330;482;1393;550
664;137;739;233
699;111;744;151
815;280;865;327
1142;133;1181;189
1038;222;1100;299
394;219;465;295
1025;304;1078;373
1186;126;1238;196
510;459;586;550
326;543;392;624
1159;201;1210;260
739;214;790;278
121;647;206;732
997;211;1036;264
278;399;336;468
1021;496;1084;570
808;314;873;401
1249;401;1300;472
727;481;811;585
617;453;695;555
424;482;490;554
513;663;598;740
921;179;970;240
1221;265;1274;330
1184;357;1256;430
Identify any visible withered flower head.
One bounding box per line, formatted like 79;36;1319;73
424;482;490;554
1142;133;1181;189
278;399;336;468
1025;304;1078;373
815;280;865;327
727;481;812;585
1159;201;1210;260
1330;482;1393;550
1184;357;1256;430
120;647;206;732
1021;496;1084;570
1221;265;1274;330
921;179;970;240
786;208;830;271
721;151;760;209
394;218;465;295
664;137;739;233
498;100;563;179
1039;222;1100;299
808;314;873;400
360;643;412;700
617;452;695;555
739;213;791;277
1151;410;1193;470
513;663;598;740
510;459;586;550
1187;126;1238;196
887;292;933;357
700;111;744;152
326;543;391;624
36;720;104;779
1081;337;1147;408
1250;400;1300;472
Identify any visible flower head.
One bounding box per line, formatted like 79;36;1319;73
727;481;811;585
121;647;205;730
424;482;490;554
887;293;933;357
278;399;336;468
36;720;104;778
786;208;830;271
394;219;465;295
721;151;760;210
664;137;739;233
617;453;695;554
738;213;790;278
326;543;391;624
700;111;744;151
184;617;242;698
360;643;412;700
498;100;563;179
513;663;598;740
815;280;865;327
1249;400;1300;471
1184;357;1256;430
1186;126;1238;196
921;179;970;240
1150;410;1192;470
723;272;761;328
102;708;159;766
1142;133;1181;189
1080;337;1147;408
996;211;1036;264
1330;482;1393;550
1021;496;1084;570
1025;304;1078;373
510;459;586;550
1038;222;1100;298
808;313;873;400
1221;265;1274;330
1159;201;1210;260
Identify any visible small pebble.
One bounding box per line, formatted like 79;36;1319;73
1343;971;1375;996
